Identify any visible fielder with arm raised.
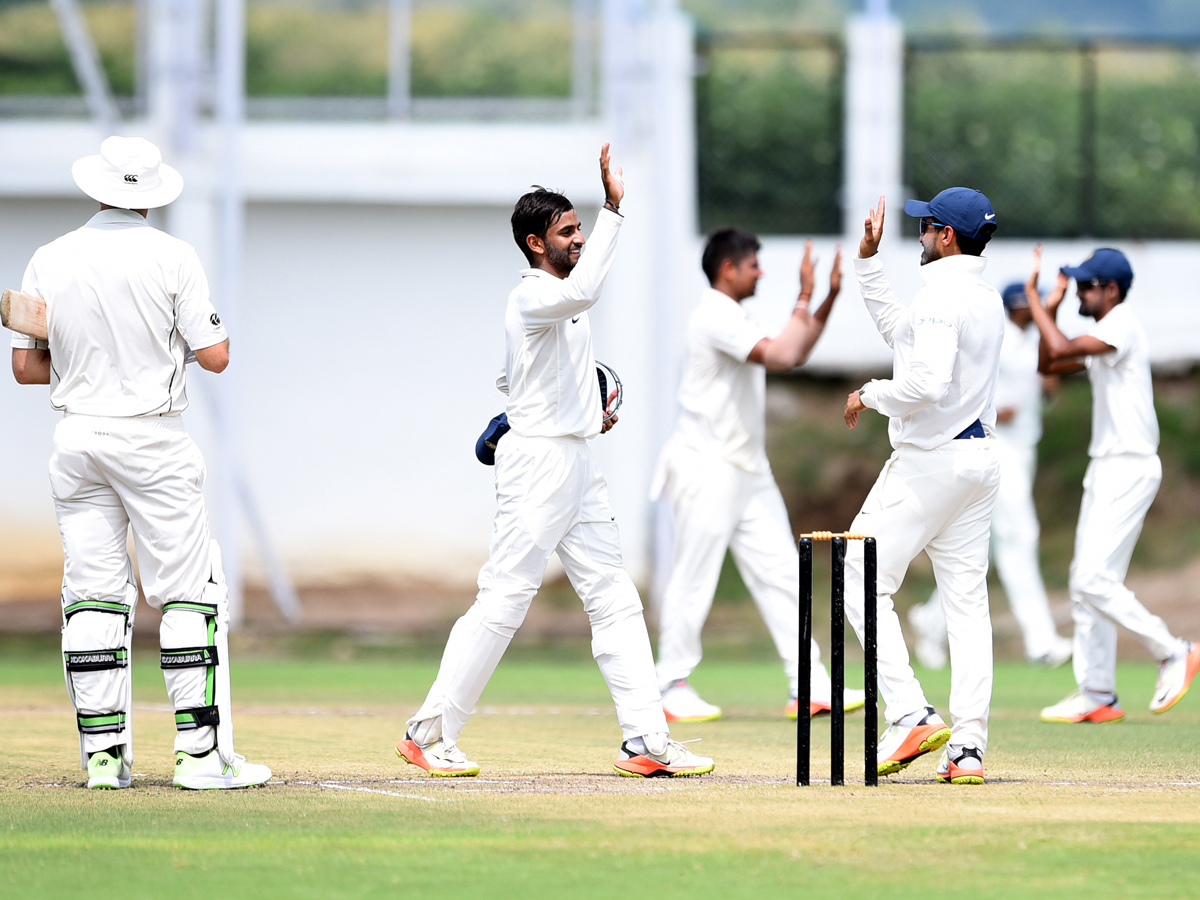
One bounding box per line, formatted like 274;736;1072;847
9;136;270;790
396;145;713;778
841;189;1004;785
1027;247;1199;723
652;230;866;722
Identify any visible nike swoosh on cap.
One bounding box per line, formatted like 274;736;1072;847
984;213;996;220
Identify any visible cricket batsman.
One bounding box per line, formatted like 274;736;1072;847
10;136;271;790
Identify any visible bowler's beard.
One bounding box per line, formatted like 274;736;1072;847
920;240;943;266
546;242;577;275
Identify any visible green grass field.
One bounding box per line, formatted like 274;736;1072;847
3;641;1199;899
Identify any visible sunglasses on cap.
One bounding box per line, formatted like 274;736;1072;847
919;219;947;235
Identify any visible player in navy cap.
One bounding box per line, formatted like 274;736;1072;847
1026;246;1199;724
838;191;1005;784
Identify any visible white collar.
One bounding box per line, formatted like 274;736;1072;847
520;266;563;281
87;208;150;227
703;286;742;304
918;253;988;284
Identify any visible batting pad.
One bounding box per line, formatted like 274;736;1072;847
62;577;138;770
160;541;235;763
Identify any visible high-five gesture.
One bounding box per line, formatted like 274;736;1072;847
799;240;816;302
859;195;886;259
829;245;843;297
600;143;624;211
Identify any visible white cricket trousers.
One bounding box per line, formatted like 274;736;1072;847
1070;453;1182;694
411;432;667;745
843;440;999;751
918;437;1062;659
654;445;831;699
51;413;226;760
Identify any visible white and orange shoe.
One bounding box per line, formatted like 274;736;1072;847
786;689;867;719
395;731;480;777
1151;642;1200;714
613;735;714;778
661;680;722;723
936;745;984;785
876;706;952;777
1040;690;1125;724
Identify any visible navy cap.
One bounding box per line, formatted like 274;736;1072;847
904;187;998;242
1060;248;1133;293
1001;281;1029;310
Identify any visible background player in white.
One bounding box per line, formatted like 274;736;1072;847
1027;247;1200;723
907;281;1073;669
841;189;1004;785
396;145;713;779
10;136;270;790
652;229;866;722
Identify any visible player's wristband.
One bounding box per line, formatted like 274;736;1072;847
604;199;622;216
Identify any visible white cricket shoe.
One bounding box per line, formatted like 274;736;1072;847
907;603;948;670
87;748;130;790
1029;635;1073;668
876;706;952;777
396;731;480;777
661;680;722;723
174;749;272;790
613;735;714;778
1151;642;1200;714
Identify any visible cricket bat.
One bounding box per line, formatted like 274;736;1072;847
1;290;47;342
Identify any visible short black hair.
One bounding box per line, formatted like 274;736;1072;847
702;228;761;285
954;229;991;257
512;187;574;264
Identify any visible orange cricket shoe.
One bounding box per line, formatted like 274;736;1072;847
876;706;952;777
1040;690;1125;724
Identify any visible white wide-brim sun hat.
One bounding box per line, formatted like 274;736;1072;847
71;135;184;209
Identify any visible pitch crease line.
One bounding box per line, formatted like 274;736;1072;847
317;781;451;803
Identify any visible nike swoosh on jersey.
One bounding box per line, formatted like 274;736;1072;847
572;317;580;323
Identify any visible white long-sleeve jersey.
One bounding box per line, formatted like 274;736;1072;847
500;207;623;439
855;253;1004;450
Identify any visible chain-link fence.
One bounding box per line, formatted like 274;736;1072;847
905;38;1200;239
695;32;843;235
698;33;1200;240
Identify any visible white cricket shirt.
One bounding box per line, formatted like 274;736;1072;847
13;209;227;417
1084;303;1159;458
855;253;1005;450
669;287;771;473
993;318;1043;448
501;208;623;439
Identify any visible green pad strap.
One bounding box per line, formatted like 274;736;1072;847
160;600;218;617
63;600;131;622
77;712;126;734
175;706;220;730
64;649;129;672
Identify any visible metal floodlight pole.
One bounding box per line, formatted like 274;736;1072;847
572;0;595;118
388;0;412;118
49;0;119;132
215;0;246;627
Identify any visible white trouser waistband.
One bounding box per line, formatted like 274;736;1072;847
62;413;185;432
